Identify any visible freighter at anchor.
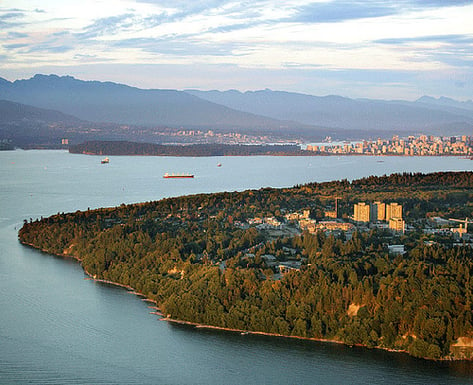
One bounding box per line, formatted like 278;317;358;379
163;173;194;178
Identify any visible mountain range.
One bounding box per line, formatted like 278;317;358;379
0;74;472;146
0;74;298;131
186;89;473;134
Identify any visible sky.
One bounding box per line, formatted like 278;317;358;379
0;0;472;100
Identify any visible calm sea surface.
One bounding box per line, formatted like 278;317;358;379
1;150;473;384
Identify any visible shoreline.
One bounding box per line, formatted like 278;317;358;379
17;238;470;362
71;150;471;158
19;240;159;305
160;317;419;358
161;316;345;345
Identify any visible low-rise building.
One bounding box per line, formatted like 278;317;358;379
325;210;337;219
316;221;354;231
248;217;263;225
388;244;405;255
278;261;301;274
264;217;282;228
261;254;278;267
299;218;317;233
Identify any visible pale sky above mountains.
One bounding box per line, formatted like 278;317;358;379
1;0;472;100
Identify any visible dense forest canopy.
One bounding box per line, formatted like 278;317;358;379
19;171;473;360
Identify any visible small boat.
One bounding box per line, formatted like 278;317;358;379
163;173;194;178
217;163;222;167
101;157;109;164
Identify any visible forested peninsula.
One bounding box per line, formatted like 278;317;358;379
69;141;304;156
19;172;473;360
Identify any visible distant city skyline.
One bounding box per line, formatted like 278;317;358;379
1;1;472;100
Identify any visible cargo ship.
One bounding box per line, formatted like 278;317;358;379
163;173;194;178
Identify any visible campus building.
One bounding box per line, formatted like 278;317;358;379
354;202;370;223
386;203;402;221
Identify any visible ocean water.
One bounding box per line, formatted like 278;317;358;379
1;150;472;384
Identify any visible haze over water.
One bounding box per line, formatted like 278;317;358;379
1;150;473;384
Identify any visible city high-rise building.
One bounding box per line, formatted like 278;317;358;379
354;202;370;223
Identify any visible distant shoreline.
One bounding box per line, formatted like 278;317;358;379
70;149;472;159
9;146;472;158
66;139;473;158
